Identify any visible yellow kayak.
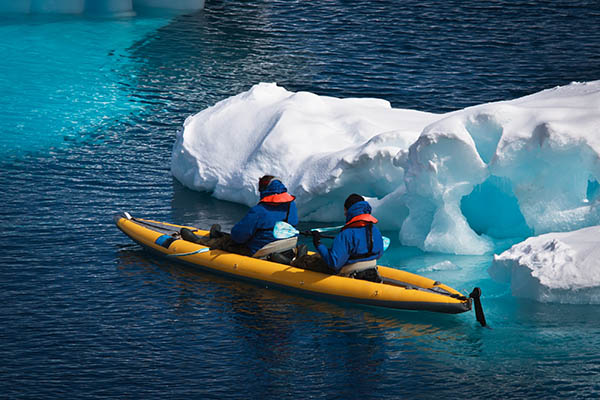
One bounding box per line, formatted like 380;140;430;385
114;212;485;323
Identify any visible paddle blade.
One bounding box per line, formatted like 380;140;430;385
382;236;391;251
273;221;299;239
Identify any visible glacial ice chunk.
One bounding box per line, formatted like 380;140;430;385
489;226;600;303
172;80;600;255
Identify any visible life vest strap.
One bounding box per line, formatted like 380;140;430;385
347;223;376;260
255;202;292;234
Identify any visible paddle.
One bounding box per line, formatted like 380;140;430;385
273;221;332;239
273;221;391;251
124;213;212;257
311;225;344;233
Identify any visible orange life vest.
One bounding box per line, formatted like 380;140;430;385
343;213;378;260
260;192;296;204
256;192;296;229
343;213;378;229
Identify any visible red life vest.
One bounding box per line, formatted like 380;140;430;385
257;192;295;226
343;213;378;229
343;213;378;260
260;192;296;204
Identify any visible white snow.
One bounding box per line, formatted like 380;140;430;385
172;82;438;217
0;0;205;14
489;226;600;303
172;80;600;259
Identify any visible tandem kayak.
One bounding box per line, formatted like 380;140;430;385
114;212;486;325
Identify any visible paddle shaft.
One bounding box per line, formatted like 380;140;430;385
312;225;344;233
299;230;335;239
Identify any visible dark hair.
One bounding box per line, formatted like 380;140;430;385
344;193;364;210
258;175;275;192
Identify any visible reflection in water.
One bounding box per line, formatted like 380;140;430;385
112;194;598;397
114;246;498;397
169;178;249;231
116;247;477;351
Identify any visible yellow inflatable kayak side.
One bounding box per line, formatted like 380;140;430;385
114;213;475;315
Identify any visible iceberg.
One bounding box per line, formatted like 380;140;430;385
171;81;600;255
489;226;600;303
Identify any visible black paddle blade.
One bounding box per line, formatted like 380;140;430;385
469;287;487;327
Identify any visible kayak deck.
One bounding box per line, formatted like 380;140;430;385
114;213;474;315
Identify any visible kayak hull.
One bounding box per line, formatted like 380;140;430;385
114;213;472;314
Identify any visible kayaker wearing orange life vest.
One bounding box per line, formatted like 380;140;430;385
229;175;298;253
292;193;384;283
182;175;299;256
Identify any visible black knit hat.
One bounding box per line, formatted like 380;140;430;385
344;193;364;210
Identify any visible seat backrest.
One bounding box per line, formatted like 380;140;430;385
253;237;298;259
338;259;377;276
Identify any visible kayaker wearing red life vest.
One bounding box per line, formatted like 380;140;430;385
229;175;298;254
182;175;299;257
292;193;384;283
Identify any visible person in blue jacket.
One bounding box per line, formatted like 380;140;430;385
182;175;298;257
229;175;299;254
292;194;384;283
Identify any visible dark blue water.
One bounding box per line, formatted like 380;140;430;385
2;1;600;398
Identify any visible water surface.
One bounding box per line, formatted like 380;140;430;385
1;1;600;398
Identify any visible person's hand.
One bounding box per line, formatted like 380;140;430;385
311;231;321;249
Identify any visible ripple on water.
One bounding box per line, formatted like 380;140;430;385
2;1;600;398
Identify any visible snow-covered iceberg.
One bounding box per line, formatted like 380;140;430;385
171;81;600;255
489;226;600;303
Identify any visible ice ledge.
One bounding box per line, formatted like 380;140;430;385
489;226;600;303
171;81;600;255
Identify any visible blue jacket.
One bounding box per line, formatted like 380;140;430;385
316;201;383;273
231;179;299;254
